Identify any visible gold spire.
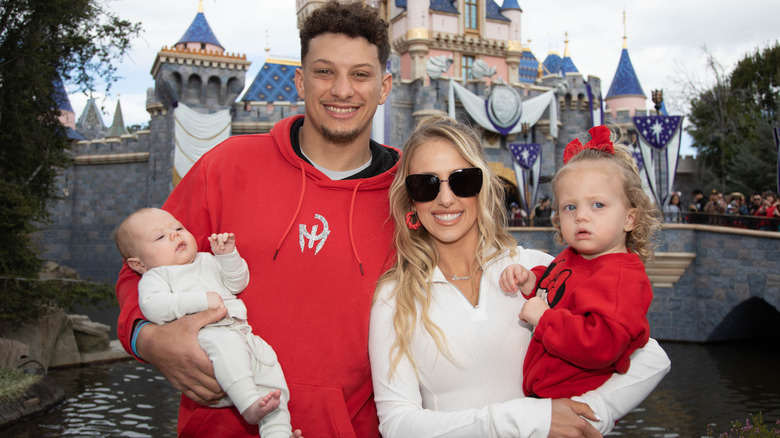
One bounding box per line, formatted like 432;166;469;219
198;0;204;13
563;32;570;58
622;8;628;49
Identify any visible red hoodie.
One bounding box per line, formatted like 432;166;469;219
116;115;399;437
522;247;651;399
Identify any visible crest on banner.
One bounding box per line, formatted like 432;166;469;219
509;143;540;170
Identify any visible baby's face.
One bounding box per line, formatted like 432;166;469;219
127;209;198;271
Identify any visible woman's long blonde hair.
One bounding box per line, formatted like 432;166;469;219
375;115;517;377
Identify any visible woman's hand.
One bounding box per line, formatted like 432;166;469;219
550;398;602;438
136;307;228;404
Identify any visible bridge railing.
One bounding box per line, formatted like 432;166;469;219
509;213;780;231
664;212;780;231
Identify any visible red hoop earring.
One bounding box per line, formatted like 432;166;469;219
405;210;421;230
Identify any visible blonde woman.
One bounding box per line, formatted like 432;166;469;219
369;115;670;437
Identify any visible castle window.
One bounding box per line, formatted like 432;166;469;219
201;43;206;51
464;0;480;33
462;55;475;80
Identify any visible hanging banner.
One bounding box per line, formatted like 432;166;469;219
509;143;541;215
448;80;558;139
173;103;232;185
633;115;684;207
586;84;604;128
634;115;683;150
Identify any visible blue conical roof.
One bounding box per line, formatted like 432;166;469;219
177;12;223;50
486;1;510;21
606;47;644;98
52;77;74;113
543;52;561;76
501;0;522;11
560;56;579;75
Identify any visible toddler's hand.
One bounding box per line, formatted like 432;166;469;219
209;233;236;255
206;291;224;310
519;296;549;327
499;264;532;294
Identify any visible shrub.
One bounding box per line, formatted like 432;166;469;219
706;413;780;438
0;277;115;326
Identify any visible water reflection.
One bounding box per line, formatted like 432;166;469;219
4;361;179;437
610;340;780;436
3;340;779;437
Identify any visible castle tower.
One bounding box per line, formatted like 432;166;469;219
501;0;523;86
387;0;519;85
604;14;646;119
149;0;251;111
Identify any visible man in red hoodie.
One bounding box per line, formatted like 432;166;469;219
116;2;397;436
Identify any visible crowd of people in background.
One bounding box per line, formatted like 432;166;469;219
679;188;780;231
508;188;780;231
508;195;552;227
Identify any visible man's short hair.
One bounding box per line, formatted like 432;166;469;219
300;1;390;68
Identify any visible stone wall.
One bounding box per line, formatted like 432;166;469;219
509;224;780;342
36;131;159;283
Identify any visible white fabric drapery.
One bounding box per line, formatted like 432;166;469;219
448;80;558;139
174;103;232;182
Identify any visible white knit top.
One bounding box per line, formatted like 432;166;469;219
369;246;671;437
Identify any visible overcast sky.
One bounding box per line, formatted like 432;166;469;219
68;0;780;155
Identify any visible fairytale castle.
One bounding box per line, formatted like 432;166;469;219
43;0;684;283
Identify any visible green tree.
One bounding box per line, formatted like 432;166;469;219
0;0;140;322
685;43;779;195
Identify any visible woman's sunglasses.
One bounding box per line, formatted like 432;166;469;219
405;167;483;202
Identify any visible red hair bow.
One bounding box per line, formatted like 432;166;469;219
563;125;614;164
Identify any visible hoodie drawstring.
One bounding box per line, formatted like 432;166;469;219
274;164;307;260
348;181;364;276
272;163;366;276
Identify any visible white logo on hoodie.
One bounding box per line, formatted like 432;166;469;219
299;214;330;255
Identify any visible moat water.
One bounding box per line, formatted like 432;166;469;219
3;340;779;437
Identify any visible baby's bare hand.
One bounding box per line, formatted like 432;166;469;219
206;291;224;310
209;233;236;255
519;296;549;327
499;264;531;294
